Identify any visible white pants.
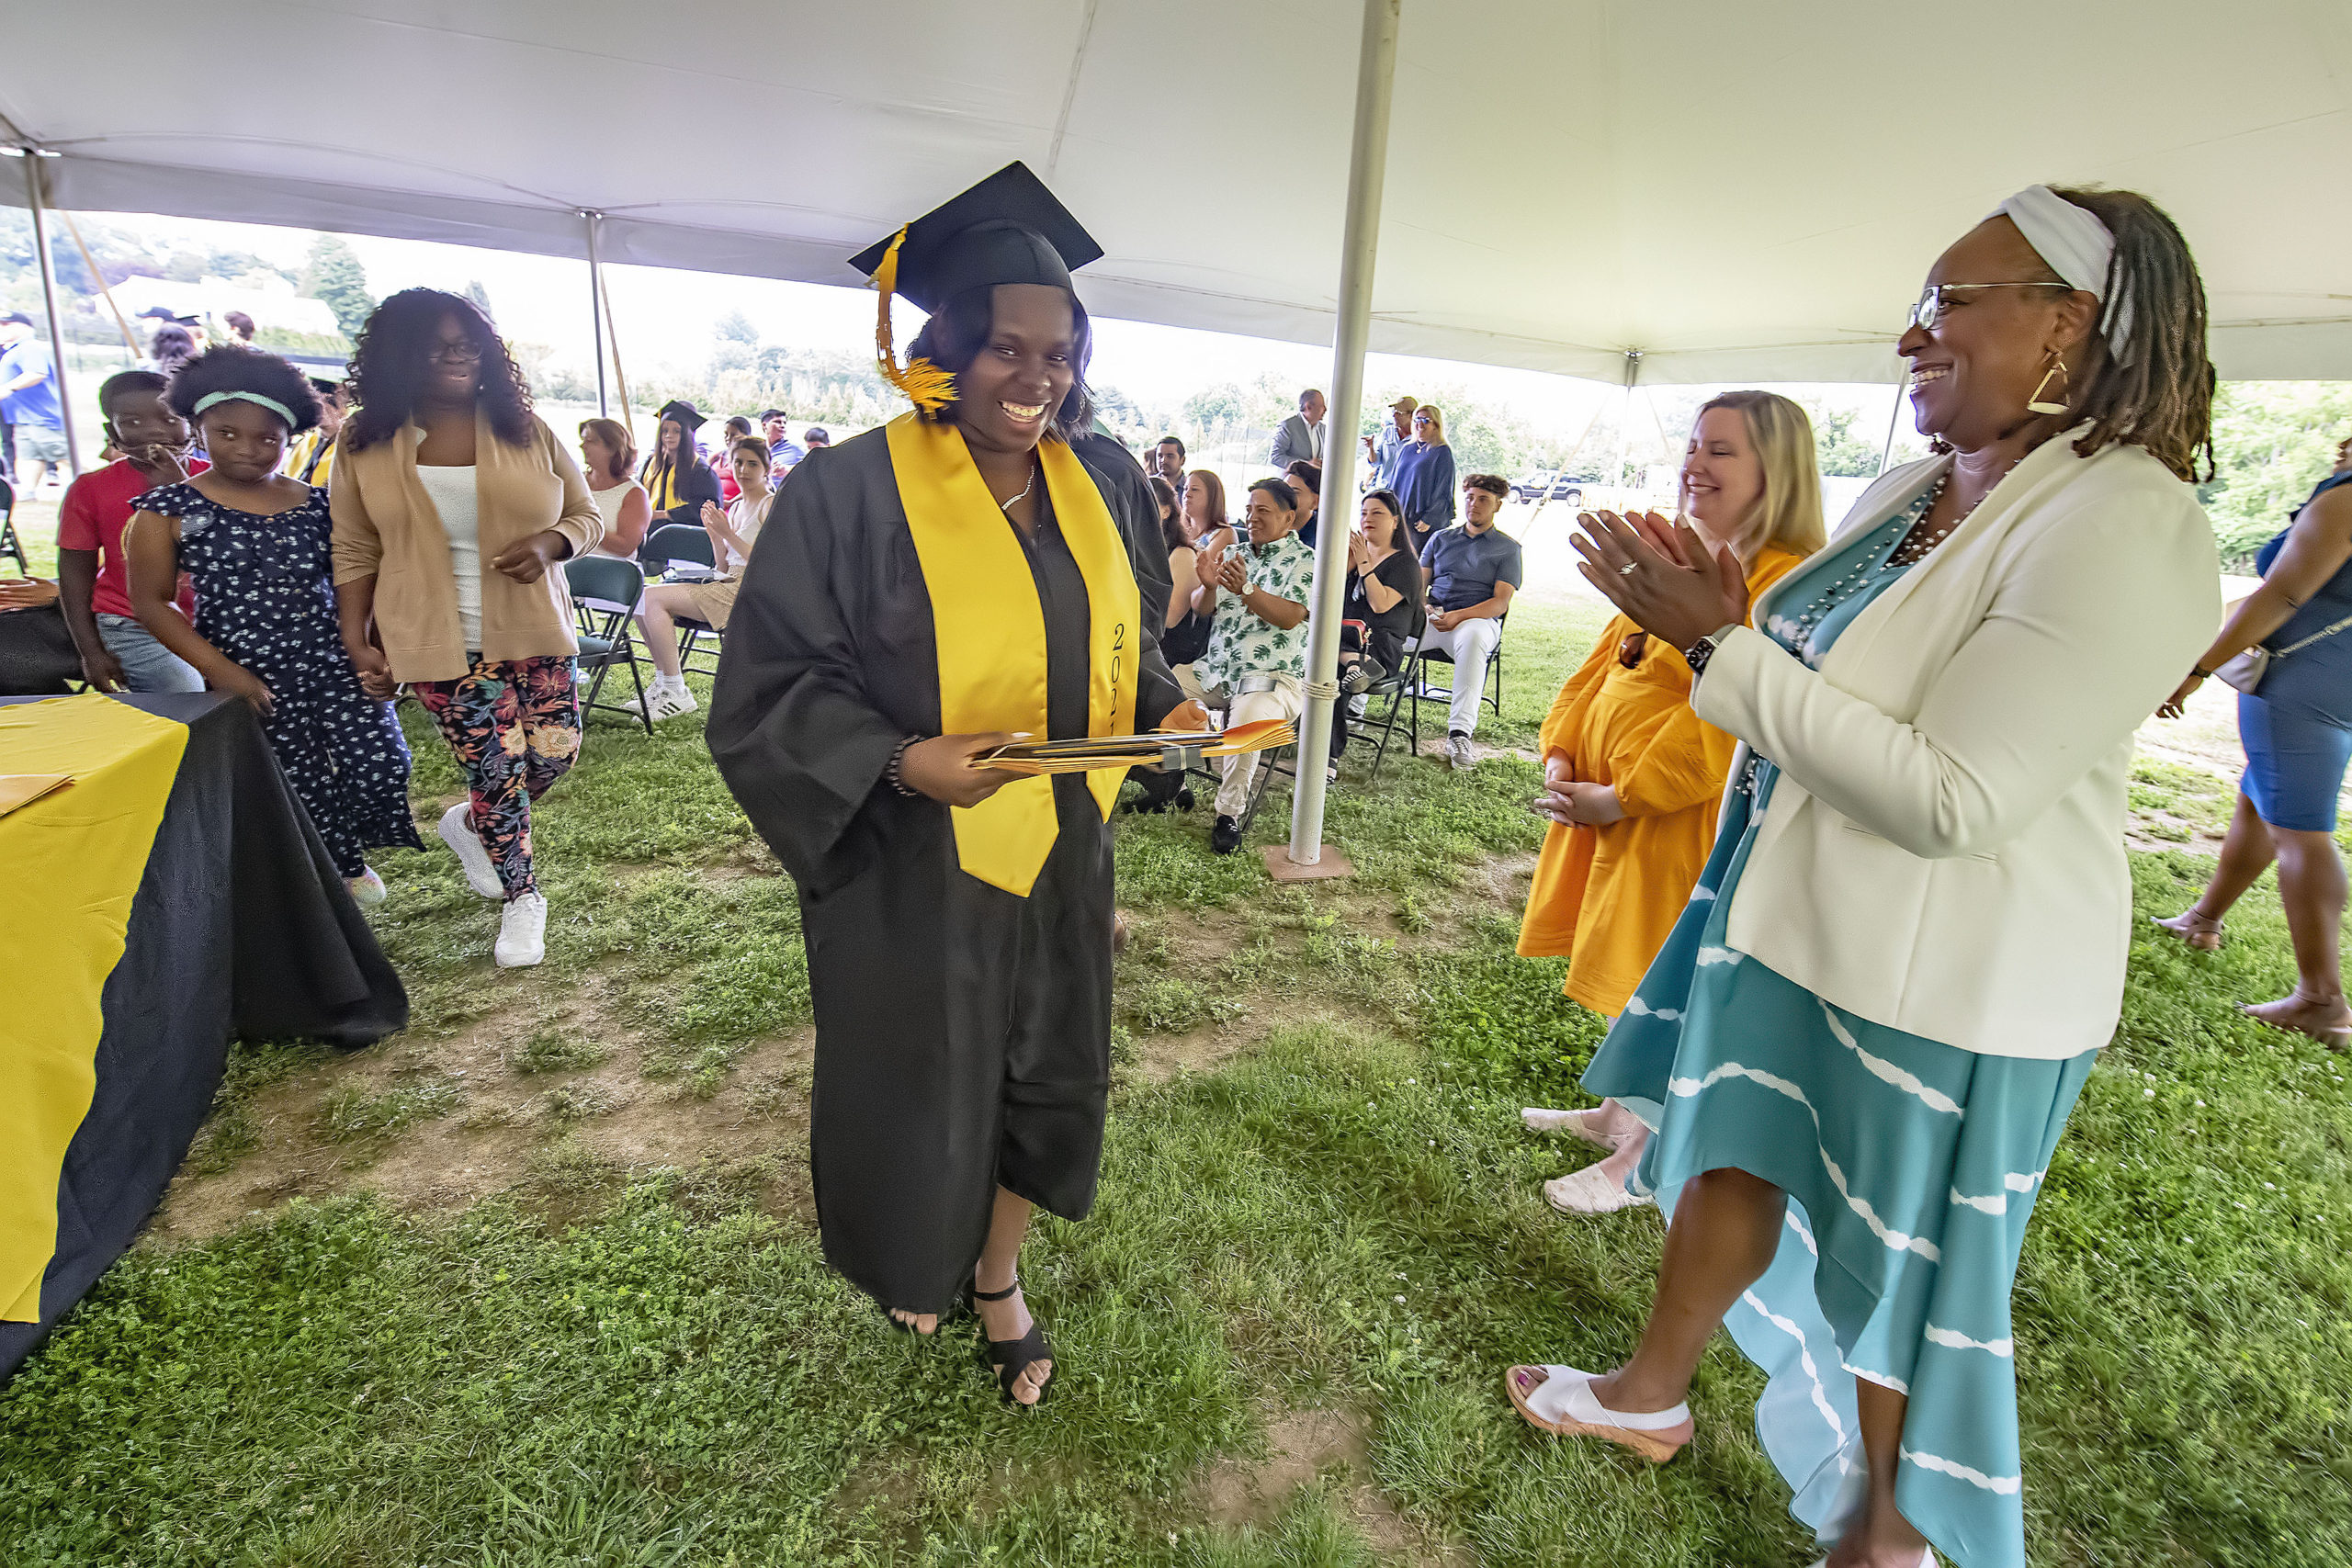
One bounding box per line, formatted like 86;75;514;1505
1204;674;1304;818
1419;616;1503;737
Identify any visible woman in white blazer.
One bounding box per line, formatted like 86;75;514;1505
1504;187;2221;1568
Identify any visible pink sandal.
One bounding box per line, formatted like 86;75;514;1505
1504;1364;1692;1462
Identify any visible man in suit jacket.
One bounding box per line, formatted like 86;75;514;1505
1270;388;1326;468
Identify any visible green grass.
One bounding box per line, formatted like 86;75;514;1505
1;581;2347;1564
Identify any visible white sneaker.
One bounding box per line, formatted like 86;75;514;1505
1447;733;1474;770
1544;1164;1647;1214
346;867;386;907
495;891;548;968
438;802;503;899
644;679;698;721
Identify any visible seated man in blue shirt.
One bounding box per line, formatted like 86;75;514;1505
1418;472;1521;769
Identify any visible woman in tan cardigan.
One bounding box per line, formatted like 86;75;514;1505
331;289;603;968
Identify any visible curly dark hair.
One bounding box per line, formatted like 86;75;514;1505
2043;186;2216;482
905;283;1097;443
164;344;322;434
343;288;536;451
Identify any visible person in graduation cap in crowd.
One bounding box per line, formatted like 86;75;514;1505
640;400;720;529
707;162;1206;1408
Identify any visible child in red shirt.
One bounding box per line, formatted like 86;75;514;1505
56;370;207;692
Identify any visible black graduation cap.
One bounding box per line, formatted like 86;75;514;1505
655;399;707;432
850;161;1103;411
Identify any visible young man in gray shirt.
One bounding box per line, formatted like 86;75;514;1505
1417;472;1521;768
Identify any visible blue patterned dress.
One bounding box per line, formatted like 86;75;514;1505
1583;482;2097;1568
138;481;424;878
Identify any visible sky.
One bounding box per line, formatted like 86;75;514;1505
86;210;1908;457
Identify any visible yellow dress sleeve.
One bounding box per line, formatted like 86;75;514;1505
1608;549;1806;818
1539;614;1633;763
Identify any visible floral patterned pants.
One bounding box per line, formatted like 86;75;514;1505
409;655;580;899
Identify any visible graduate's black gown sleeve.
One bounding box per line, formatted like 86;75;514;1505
656;460;722;529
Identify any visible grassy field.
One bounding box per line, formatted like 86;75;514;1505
1;504;2348;1566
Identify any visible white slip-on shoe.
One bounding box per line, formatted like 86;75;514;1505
1446;733;1474;770
346;867;386;907
438;802;503;900
1544;1164;1647;1214
1503;1364;1692;1461
1521;1106;1621;1149
494;892;548;968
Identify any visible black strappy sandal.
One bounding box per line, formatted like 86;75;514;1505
973;1278;1054;1406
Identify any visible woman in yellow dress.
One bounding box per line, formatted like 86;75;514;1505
1517;391;1823;1211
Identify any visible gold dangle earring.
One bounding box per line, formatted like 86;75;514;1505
2026;353;2071;416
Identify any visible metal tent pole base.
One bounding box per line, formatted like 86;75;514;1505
1261;843;1355;883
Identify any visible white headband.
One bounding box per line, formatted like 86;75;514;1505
1988;184;2133;364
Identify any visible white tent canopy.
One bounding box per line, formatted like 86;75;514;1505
6;0;2349;383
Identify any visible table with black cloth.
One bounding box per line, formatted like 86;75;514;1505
0;693;406;1380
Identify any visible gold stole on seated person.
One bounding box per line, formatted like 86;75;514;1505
885;412;1139;897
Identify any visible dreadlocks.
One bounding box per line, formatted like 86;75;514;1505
2048;186;2216;483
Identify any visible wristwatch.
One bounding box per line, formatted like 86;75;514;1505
1682;623;1741;679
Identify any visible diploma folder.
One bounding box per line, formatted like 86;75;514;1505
977;718;1295;775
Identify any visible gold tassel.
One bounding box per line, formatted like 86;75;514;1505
872;227;957;413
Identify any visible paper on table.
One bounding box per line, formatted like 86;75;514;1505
0;774;73;818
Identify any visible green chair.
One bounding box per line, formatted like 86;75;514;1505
562;553;650;735
639;523;725;682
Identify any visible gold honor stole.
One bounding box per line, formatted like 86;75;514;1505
0;696;187;1323
886;412;1139;897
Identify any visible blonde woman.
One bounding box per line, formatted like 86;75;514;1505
578;418;650;559
1393;402;1456;552
1518;391;1824;1212
1180;468;1227;545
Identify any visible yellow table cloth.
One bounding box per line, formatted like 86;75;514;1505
0;695;187;1323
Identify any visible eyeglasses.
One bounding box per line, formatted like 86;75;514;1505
1906;282;2063;333
430;340;483;364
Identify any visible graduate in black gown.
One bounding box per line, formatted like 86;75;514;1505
707;164;1205;1406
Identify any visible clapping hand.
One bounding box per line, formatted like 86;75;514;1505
1574;510;1747;649
699;500;728;534
1216;548;1249;595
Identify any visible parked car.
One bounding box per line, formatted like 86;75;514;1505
1511;470;1555;502
1546;474;1594;507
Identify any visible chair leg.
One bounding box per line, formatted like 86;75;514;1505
622;633;651;735
1236;744;1295;835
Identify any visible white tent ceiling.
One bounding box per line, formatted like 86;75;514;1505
5;0;2349;384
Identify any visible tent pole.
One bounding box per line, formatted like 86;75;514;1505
1284;0;1401;874
1611;351;1641;500
1876;380;1905;474
23;152;82;477
583;211;610;419
61;211;140;359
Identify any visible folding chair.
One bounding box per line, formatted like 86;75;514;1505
0;477;23;574
1404;613;1507;756
1354;640;1420;784
563;554;651;735
639;523;725;681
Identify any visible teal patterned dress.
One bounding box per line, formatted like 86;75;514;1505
1582;483;2097;1568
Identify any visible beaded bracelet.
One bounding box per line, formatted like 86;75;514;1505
885;735;923;797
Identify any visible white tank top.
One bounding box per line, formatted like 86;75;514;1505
415;463;482;650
